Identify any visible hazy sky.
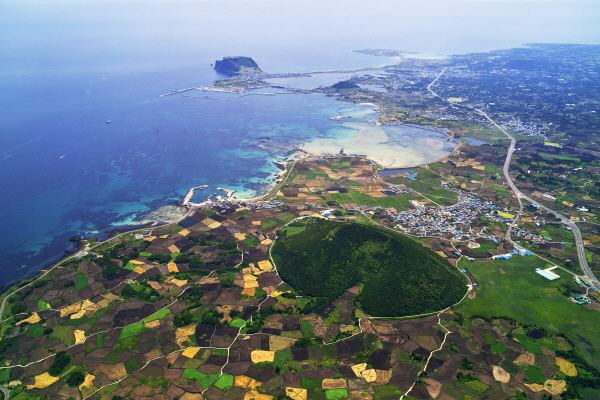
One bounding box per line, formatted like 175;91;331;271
1;0;599;72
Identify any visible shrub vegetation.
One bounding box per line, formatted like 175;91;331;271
48;351;71;376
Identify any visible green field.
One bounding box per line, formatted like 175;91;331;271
37;299;51;311
74;272;88;290
447;122;508;142
539;152;580;162
119;321;146;340
373;384;403;399
118;308;171;340
214;374;233;390
260;213;296;232
242;236;258;248
299;319;315;337
27;324;45;338
229;318;246;328
324;190;417;210
143;308;171;324
272;218;466;317
384;167;458;206
524;366;545;384
123;262;137;270
183;368;219;388
96;333;104;348
329;161;352;169
0;368;10;384
458;256;600;369
326;388;349;399
50;325;75;346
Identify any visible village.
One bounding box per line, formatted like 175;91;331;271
0;152;599;399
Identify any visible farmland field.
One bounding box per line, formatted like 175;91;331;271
458;256;600;369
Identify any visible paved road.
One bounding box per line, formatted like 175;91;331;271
475;109;524;245
427;67;598;290
427;67;447;99
476;108;600;291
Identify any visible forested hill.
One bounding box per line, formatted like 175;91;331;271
272;218;467;317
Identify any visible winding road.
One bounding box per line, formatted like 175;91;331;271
429;67;599;291
476;109;600;291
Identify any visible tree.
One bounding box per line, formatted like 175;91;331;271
66;369;85;387
101;262;120;280
174;310;193;327
49;351;71;376
460;358;474;370
148;253;171;264
199;309;221;326
219;273;235;288
188;257;206;270
184;285;203;301
10;302;26;315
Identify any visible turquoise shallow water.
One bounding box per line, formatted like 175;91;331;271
1;66;452;284
2;0;597;285
0;7;391;284
0;75;379;283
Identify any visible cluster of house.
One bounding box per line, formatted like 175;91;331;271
393;193;497;241
491;245;534;260
571;276;600;305
502;116;549;137
512;227;547;244
214;199;283;211
381;185;412;196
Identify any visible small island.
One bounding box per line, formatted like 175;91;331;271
214;56;261;76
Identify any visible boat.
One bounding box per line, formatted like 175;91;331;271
105;120;112;124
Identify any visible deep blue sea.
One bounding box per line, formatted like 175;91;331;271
1;0;598;284
0;65;384;283
0;4;395;283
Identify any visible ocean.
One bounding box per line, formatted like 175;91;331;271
1;0;598;284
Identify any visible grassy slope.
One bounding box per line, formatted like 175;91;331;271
458;256;600;369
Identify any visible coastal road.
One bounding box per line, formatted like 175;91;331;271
0;208;196;338
0;160;293;397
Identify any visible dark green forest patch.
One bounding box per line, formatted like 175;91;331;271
272;218;466;317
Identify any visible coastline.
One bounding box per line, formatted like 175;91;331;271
0;70;457;294
0;154;290;295
0;205;193;316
